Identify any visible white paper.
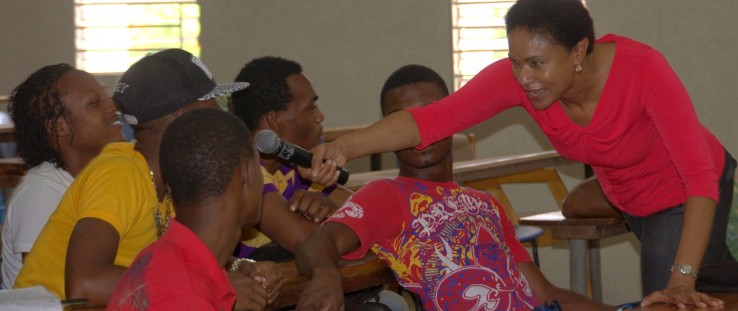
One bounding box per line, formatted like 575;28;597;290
0;285;62;311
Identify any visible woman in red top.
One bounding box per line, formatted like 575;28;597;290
307;0;736;308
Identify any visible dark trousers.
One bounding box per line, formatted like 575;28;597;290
624;151;738;295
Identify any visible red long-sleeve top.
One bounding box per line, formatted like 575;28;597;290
409;34;724;216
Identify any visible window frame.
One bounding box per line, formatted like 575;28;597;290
74;0;200;74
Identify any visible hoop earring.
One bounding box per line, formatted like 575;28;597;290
575;64;582;74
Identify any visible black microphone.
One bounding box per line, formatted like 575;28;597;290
254;130;349;185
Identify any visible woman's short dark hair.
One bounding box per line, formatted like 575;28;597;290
8;64;74;167
505;0;595;55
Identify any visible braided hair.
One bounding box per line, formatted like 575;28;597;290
8;64;73;168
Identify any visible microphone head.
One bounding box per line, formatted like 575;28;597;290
254;130;281;154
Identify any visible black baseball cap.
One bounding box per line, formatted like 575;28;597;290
113;49;248;124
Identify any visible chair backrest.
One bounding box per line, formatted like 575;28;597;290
451;133;476;162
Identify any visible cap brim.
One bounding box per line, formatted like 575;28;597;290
198;82;249;100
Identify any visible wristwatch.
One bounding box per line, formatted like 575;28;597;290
670;264;698;278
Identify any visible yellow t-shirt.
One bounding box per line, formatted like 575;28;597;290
14;142;160;298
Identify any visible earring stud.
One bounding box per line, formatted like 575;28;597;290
575;64;582;74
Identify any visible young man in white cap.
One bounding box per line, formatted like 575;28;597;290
15;49;280;309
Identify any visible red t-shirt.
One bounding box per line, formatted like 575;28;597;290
409;34;724;216
327;177;537;311
108;220;235;311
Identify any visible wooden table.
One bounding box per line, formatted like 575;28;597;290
519;210;629;301
345;150;570;191
271;253;395;310
632;292;738;310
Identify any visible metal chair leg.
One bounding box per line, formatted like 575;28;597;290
530;239;540;268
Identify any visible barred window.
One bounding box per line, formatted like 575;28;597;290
75;0;200;74
451;1;588;90
451;0;514;90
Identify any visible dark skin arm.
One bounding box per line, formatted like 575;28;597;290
235;259;284;306
295;222;361;311
290;185;352;223
518;262;615;310
327;185;352;211
228;271;268;311
65;218;127;306
289;190;336;223
257;191;320;254
304;110;421;186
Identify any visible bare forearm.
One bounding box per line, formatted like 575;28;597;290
671;196;716;286
258;192;319;254
328;186;352;207
65;218;126;306
336;110;421;161
294;232;348;310
295;235;341;279
66;265;126;306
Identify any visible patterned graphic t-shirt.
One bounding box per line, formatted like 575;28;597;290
328;177;538;311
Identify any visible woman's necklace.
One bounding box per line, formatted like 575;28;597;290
150;170;172;238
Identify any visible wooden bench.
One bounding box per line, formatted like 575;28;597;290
271;253;395;310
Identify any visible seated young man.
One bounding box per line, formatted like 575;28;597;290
1;64;124;289
231;56;352;260
15;49;280;309
295;65;615;311
108;109;271;310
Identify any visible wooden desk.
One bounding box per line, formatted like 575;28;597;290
271;253;395;310
345;150;570;191
633;292;738;310
519;210;629;301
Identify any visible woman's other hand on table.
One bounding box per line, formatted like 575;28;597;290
641;281;723;309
